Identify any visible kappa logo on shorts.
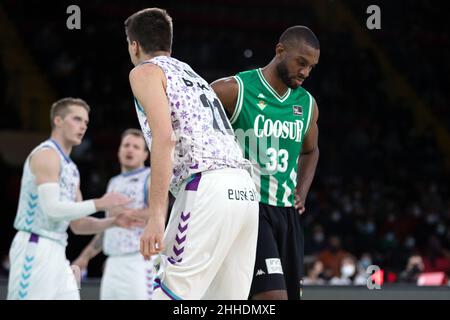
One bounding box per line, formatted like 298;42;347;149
256;269;266;276
265;258;283;274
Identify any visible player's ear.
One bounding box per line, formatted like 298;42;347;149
275;43;286;58
144;150;149;162
130;40;139;56
54;115;63;128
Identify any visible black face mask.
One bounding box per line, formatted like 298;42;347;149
411;265;421;274
329;245;339;253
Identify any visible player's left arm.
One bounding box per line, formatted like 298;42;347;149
294;100;319;214
70;188;140;235
129;63;175;259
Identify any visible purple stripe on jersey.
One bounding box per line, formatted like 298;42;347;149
29;233;39;243
185;173;202;191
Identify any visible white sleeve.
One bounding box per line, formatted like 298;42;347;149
38;183;97;221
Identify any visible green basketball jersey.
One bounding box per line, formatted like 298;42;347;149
231;68;315;207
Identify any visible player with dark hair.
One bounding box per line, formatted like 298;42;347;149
125;8;259;300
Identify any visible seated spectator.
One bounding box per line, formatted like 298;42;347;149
398;253;425;283
303;259;327;285
422;236;450;274
329;256;361;285
317;235;351;279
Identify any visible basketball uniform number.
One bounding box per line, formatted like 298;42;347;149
266;148;289;173
199;94;232;135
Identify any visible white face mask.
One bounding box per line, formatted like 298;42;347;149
405;237;415;248
360;258;372;270
436;224;446;235
341;264;355;278
366;222;375;234
314;233;324;242
426;213;438;224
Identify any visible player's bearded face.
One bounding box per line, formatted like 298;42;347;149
276;59;301;90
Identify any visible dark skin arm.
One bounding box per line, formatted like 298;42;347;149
295;100;319;214
210;77;239;119
213;76;319;215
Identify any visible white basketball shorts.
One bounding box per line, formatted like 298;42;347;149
7;231;79;300
152;168;259;300
100;252;154;300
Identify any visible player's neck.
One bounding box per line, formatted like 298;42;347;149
49;134;72;156
137;51;171;64
261;64;289;97
121;165;144;174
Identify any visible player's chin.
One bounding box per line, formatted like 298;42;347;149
291;79;304;89
288;81;300;90
71;137;83;145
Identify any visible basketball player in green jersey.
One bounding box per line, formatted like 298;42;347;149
211;26;320;300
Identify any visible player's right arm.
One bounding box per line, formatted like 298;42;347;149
129;63;175;259
210;77;239;119
30;149;130;221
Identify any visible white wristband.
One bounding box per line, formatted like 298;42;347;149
37;183;97;221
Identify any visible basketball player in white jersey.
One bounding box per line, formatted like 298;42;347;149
125;8;259;300
73;128;156;300
7;98;135;300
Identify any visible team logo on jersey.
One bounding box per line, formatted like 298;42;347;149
292;105;303;116
257;100;267;110
257;93;266;99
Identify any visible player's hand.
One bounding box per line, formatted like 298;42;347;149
294;192;306;215
113;209;146;229
96;192;131;211
72;255;89;271
140;215;166;260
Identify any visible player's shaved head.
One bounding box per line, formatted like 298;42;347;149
279;26;320;50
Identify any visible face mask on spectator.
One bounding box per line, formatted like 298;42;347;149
412;205;422;217
314;232;324;243
366;222;375;234
411;265;422;274
405;237;415;249
360;257;372;270
341;264;355;278
426;213;439;224
436;224;446;235
331;211;341;222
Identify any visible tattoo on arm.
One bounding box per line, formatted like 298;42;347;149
92;233;104;252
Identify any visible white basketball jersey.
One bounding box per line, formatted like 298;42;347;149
103;167;150;256
133;56;248;196
13;139;79;246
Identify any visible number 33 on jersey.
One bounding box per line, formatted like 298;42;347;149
231;68;315;207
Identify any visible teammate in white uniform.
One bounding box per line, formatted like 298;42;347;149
125;8;259;300
7;98;134;300
73;129;155;300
